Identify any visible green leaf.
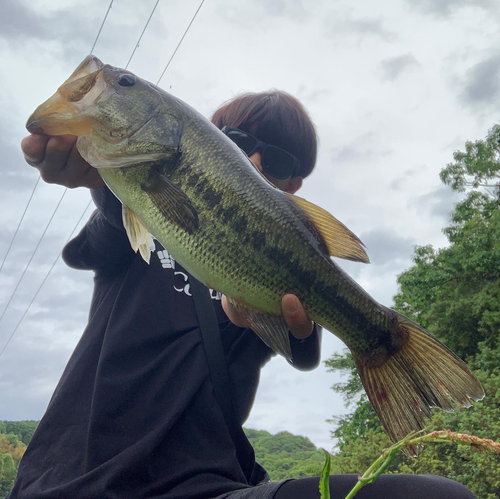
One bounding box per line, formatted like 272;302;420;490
319;448;331;499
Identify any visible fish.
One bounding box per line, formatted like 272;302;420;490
26;55;484;452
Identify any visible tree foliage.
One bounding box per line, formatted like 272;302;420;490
244;429;325;480
0;431;29;498
0;421;38;447
0;453;17;498
0;421;38;498
440;124;500;193
325;125;500;498
394;191;500;359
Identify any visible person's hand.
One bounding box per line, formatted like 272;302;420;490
21;134;105;189
222;294;314;339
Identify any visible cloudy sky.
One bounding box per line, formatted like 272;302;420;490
0;0;498;451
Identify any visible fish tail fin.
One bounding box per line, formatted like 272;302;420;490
353;312;484;455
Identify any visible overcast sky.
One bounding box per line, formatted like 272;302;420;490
0;0;498;451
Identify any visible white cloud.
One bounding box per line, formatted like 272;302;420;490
0;0;495;452
379;53;421;81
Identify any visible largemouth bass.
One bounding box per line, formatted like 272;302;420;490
26;56;484;451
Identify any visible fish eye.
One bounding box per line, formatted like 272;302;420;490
118;74;136;87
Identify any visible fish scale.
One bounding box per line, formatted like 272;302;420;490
113;128;401;353
26;55;485;453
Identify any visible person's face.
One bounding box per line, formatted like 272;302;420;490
248;151;303;194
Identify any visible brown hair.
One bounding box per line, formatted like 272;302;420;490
211;90;318;178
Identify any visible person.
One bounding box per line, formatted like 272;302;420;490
11;91;476;499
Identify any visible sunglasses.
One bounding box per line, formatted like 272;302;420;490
221;126;300;180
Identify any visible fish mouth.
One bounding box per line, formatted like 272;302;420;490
26;55;106;136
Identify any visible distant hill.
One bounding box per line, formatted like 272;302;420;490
0;421;39;498
0;422;326;494
244;428;325;480
0;421;38;447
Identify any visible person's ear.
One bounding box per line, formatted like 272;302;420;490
285;176;303;194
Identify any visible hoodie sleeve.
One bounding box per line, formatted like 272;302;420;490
288;324;322;371
62;186;135;273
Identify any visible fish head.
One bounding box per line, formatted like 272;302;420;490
26;55;106;136
26;55;182;168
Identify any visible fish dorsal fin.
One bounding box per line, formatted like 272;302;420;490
227;298;293;363
122;205;155;263
141;169;199;234
286;193;370;264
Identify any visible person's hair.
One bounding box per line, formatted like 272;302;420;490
211;90;318;178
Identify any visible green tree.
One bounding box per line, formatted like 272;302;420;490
439;124;500;193
394;192;500;359
0;422;38;498
0;453;17;498
244;429;325;480
325;125;500;497
0;421;39;446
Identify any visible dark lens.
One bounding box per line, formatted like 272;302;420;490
262;147;294;179
226;130;257;155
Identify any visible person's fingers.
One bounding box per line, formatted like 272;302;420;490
223;293;314;338
65;141;104;189
80;163;106;189
22;134;104;189
21;135;50;165
281;294;314;339
39;135;78;184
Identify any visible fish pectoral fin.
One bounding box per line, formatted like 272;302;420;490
286;193;370;264
141;169;199;234
227;298;293;363
122;205;155;263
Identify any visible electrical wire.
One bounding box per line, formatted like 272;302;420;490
0;177;40;274
0;189;67;323
90;0;114;54
1;0;205;356
125;0;161;69
2;0;113;275
156;0;206;85
0;200;93;359
0;0;115;329
2;0;113;279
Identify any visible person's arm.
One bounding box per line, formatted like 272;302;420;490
62;186;135;272
288;324;322;371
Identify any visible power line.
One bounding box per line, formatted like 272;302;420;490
0;200;93;360
0;0;116;352
2;0;114;279
90;0;114;54
0;189;67;323
0;177;40;274
0;0;148;337
125;0;161;69
156;0;206;85
1;0;206;353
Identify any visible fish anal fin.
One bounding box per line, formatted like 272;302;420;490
228;298;293;363
352;312;484;456
122;205;155;264
142;169;199;234
286;193;369;264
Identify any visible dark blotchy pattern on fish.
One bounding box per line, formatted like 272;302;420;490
26;56;484;453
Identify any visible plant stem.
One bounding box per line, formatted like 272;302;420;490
341;430;500;499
